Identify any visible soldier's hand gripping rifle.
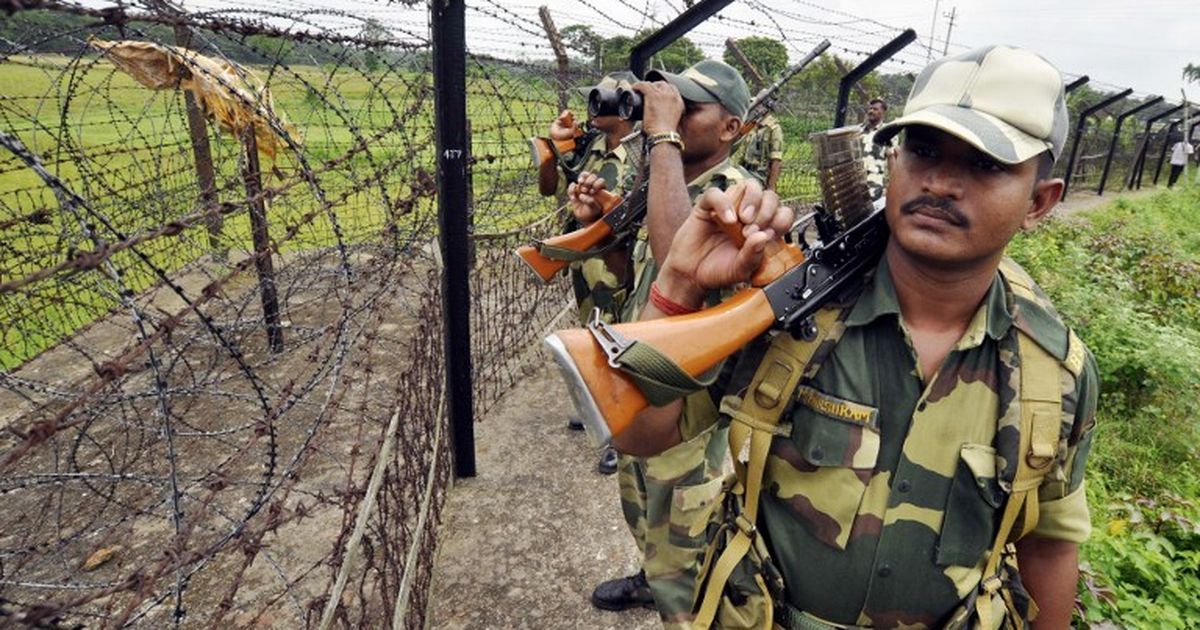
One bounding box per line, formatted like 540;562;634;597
544;126;888;445
527;110;602;179
514;39;831;283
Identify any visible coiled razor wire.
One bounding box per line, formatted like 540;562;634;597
0;0;567;626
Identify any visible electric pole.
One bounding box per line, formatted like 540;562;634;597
942;6;957;56
927;0;940;62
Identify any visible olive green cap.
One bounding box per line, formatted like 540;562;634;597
576;70;637;95
646;59;750;119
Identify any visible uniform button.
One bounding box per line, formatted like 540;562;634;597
917;401;927;412
877;563;892;578
809;447;824;462
897;479;911;493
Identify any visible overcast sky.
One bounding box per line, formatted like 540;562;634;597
174;0;1198;103
859;0;1197;100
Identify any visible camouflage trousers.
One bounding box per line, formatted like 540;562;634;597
617;423;730;626
571;258;627;325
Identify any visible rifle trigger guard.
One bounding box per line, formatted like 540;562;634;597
587;309;633;369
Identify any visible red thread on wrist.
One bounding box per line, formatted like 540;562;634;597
650;282;700;316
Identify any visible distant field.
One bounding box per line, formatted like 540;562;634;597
0;53;827;369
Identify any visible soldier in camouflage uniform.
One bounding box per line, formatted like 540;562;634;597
567;60;754;619
614;46;1098;628
861;97;895;202
537;72;638;200
739;112;785;191
539;72;639;474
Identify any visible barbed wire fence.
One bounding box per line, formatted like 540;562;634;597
0;0;573;626
0;0;1183;627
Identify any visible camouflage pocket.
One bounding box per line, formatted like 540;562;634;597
936;443;1005;567
669;474;726;550
766;387;880;550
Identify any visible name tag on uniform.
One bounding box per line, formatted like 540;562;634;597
795;385;878;427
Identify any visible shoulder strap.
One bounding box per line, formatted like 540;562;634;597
693;305;850;630
975;327;1076;627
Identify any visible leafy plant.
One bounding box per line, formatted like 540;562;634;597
1008;184;1200;626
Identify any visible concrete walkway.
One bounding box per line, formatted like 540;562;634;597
428;362;657;629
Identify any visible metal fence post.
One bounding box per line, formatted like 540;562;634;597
433;0;476;478
726;37;766;91
629;0;734;78
833;29;917;128
240;129;284;353
147;0;223;255
1130;104;1181;189
1061;87;1131;198
1097;96;1161;195
1153;120;1181;185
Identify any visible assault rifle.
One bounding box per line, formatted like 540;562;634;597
515;39;831;282
736;39;831;142
543;126;888;445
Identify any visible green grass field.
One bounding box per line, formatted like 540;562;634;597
0;54;830;369
0;54;570;368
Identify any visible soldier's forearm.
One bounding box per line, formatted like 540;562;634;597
1015;536;1078;629
646;143;691;268
766;159;782;191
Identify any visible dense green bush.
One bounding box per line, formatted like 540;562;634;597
1007;185;1200;626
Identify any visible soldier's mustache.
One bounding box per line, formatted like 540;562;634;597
900;195;968;227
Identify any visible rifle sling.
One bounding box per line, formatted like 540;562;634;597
693;305;849;630
535;229;633;263
606;338;722;407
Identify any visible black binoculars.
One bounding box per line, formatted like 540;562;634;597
588;87;645;121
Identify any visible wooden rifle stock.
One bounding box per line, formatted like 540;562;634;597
528;110;585;169
515;188;624;282
547;288;775;440
545;232;805;444
528;134;583;169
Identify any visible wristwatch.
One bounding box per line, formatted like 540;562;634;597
646;131;684;153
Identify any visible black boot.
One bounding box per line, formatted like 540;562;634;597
590;569;655;611
596;445;619;475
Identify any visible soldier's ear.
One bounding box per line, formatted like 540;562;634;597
1023;177;1063;230
720;116;742;143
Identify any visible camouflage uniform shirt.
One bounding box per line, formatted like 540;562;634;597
739;114;784;185
564;133;637;325
758;255;1098;627
861;122;894;202
557;131;632;197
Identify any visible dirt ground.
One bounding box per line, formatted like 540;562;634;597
427;360;657;630
0;248;442;627
1054;186;1158;216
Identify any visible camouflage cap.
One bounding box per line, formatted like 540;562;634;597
646;59;750;119
874;45;1069;164
577;70;637;95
